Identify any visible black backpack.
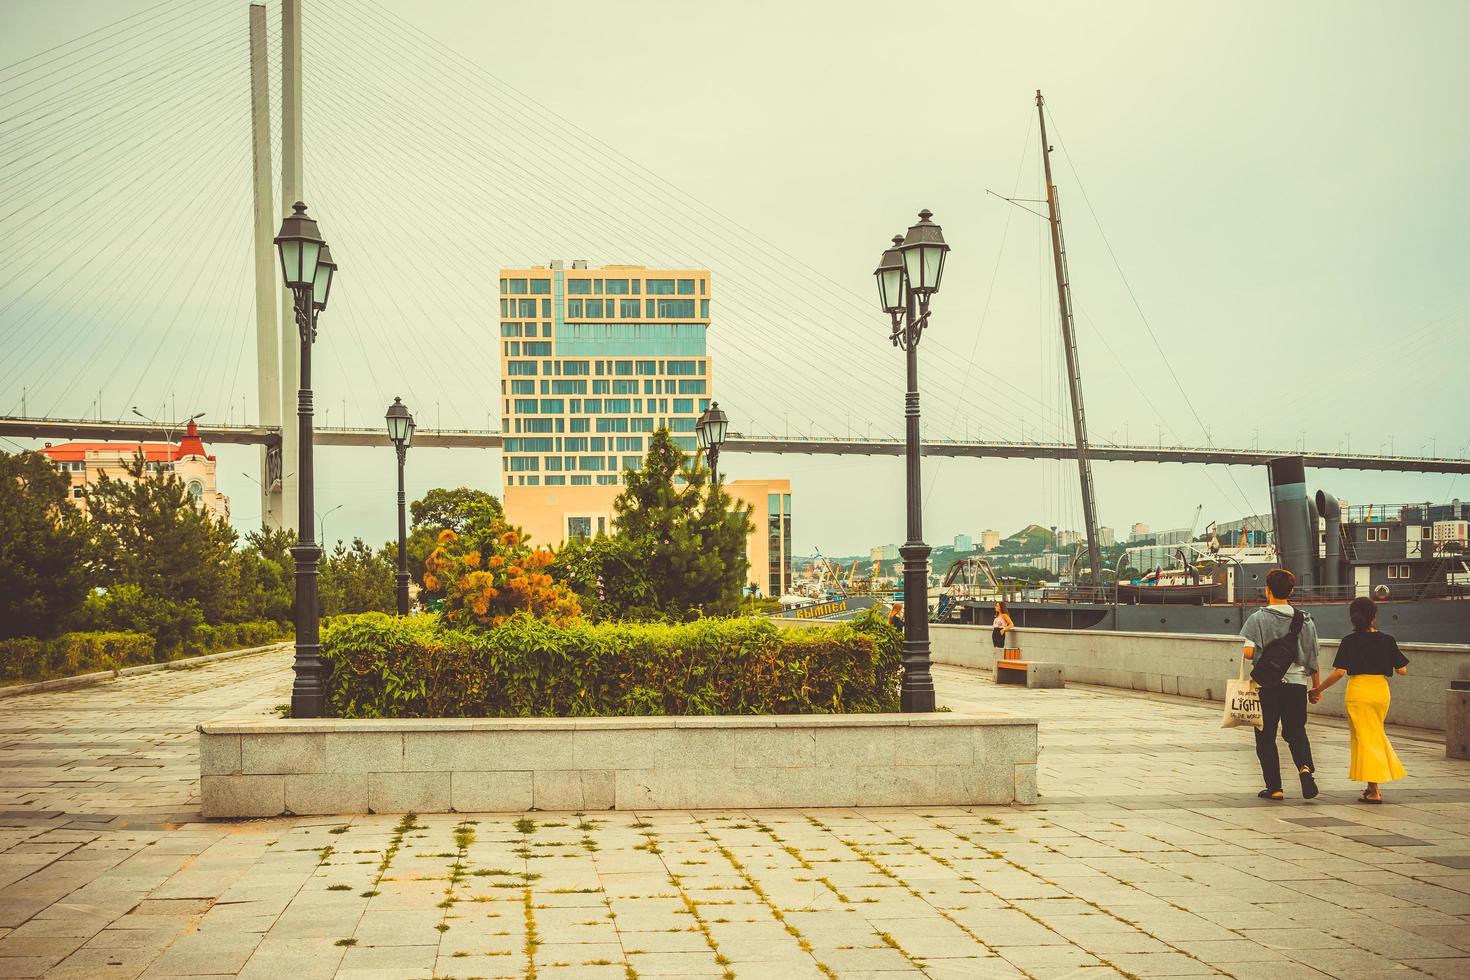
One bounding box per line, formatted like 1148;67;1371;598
1251;610;1305;688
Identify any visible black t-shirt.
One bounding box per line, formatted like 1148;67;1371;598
1333;631;1409;676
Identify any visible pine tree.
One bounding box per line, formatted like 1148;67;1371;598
602;428;753;620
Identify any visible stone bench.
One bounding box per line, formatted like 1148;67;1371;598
995;659;1064;688
197;711;1039;817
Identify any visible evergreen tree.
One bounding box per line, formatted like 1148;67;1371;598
0;451;90;638
85;453;239;626
319;538;396;616
598;428;752;620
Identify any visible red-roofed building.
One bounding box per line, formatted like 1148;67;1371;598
39;420;231;520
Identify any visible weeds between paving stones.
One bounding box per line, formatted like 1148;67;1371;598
522;887;539;979
360;811;421;898
694;815;836;978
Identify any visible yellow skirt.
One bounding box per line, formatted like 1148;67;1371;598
1345;674;1406;784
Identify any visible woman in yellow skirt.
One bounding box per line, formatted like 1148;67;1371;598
1311;597;1408;803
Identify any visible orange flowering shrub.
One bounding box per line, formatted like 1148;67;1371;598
421;519;581;628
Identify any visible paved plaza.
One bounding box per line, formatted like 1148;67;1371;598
0;650;1467;979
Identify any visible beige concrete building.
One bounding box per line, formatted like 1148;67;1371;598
498;262;791;592
39;420;230;520
981;529;1001;551
728;479;792;598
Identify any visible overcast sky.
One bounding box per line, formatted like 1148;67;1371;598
2;0;1466;556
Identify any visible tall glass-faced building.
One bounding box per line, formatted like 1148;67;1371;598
499;261;715;548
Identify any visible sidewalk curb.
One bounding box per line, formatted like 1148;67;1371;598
0;641;291;701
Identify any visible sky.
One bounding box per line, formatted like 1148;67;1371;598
1;0;1467;557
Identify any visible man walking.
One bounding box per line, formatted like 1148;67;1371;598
1241;567;1321;801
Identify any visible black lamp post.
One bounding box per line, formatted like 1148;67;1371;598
874;209;949;713
695;400;729;485
274;201;336;719
385;396;415;616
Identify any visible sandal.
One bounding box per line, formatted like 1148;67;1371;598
1299;768;1319;800
1357;790;1383;804
1258;789;1284;801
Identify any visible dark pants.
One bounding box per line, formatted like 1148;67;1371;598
1255;683;1314;792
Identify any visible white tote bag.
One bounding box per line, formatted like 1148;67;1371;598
1222;657;1263;730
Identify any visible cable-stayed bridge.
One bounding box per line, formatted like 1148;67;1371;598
2;0;1465;537
4;416;1467;475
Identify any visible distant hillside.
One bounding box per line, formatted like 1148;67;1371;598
1002;524;1055;551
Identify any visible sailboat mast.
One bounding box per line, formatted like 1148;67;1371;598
1036;90;1103;584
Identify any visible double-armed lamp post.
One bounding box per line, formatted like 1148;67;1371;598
695;400;729;485
385;396;416;616
874;209;950;713
274;201;336;719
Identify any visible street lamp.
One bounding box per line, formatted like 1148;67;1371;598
695;400;729;485
274;200;336;718
385;396;416;616
874;209;950;713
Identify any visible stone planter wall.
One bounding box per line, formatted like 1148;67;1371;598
198;712;1038;818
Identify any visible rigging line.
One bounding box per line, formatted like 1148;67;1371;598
0;27;241;186
20;116;252;406
0;2;232;120
180;232;253;415
322;0;1064;432
299;69;893;437
0;66;249;312
1043;103;1257;516
983;188;1051;222
0;0;215;86
0;73;252;357
925;111;1036;510
0;12;237;136
1073;304;1283;518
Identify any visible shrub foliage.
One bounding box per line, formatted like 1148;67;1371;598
321;607;901;719
0;621;282;685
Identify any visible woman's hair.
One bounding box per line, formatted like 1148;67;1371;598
995;600;1008;614
1349;596;1377;632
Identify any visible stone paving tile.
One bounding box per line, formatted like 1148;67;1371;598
0;651;1467;978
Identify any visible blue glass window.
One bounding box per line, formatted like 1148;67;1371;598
500;322;521;337
518;299;538;317
677;279;695;295
510;380;534;395
567;299;583;318
677;380;706;394
619;299;641;318
673;399;694;414
512;399;538;414
524;418;554;432
530;278;550;294
700;300;709;318
570;417;590;433
539;399;564;413
507;278;527;294
567;279;592;295
604;279;629;294
657;299;695;318
585;299;604;317
523;342;551;356
666;360;699;375
507;361;537;375
562;360;591;376
646;279;675;294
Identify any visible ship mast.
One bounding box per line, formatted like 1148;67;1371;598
1036;90;1103;584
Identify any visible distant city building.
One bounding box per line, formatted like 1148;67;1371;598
870;544;900;563
1214;513;1273;547
954;533;973;552
39;420;230;520
1056;529;1081;548
1098;526;1115;547
1024;553;1065;574
1129;522;1151;542
496;261;787;577
727;480;794;598
980;529;1000;552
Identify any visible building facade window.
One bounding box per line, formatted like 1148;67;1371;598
656;299;695;318
646;278;675;294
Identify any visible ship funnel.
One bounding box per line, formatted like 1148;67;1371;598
1268;456;1318;590
1316;489;1342;591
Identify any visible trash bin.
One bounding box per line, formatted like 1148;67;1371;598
1449;680;1470;761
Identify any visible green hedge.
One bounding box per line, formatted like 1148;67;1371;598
0;621;286;686
321;609;902;719
0;631;156;684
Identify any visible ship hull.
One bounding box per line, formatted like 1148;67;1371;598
953;598;1470;644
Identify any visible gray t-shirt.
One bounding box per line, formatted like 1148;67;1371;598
1241;604;1319;686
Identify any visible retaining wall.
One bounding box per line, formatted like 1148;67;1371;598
198;712;1038;818
931;624;1468;731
